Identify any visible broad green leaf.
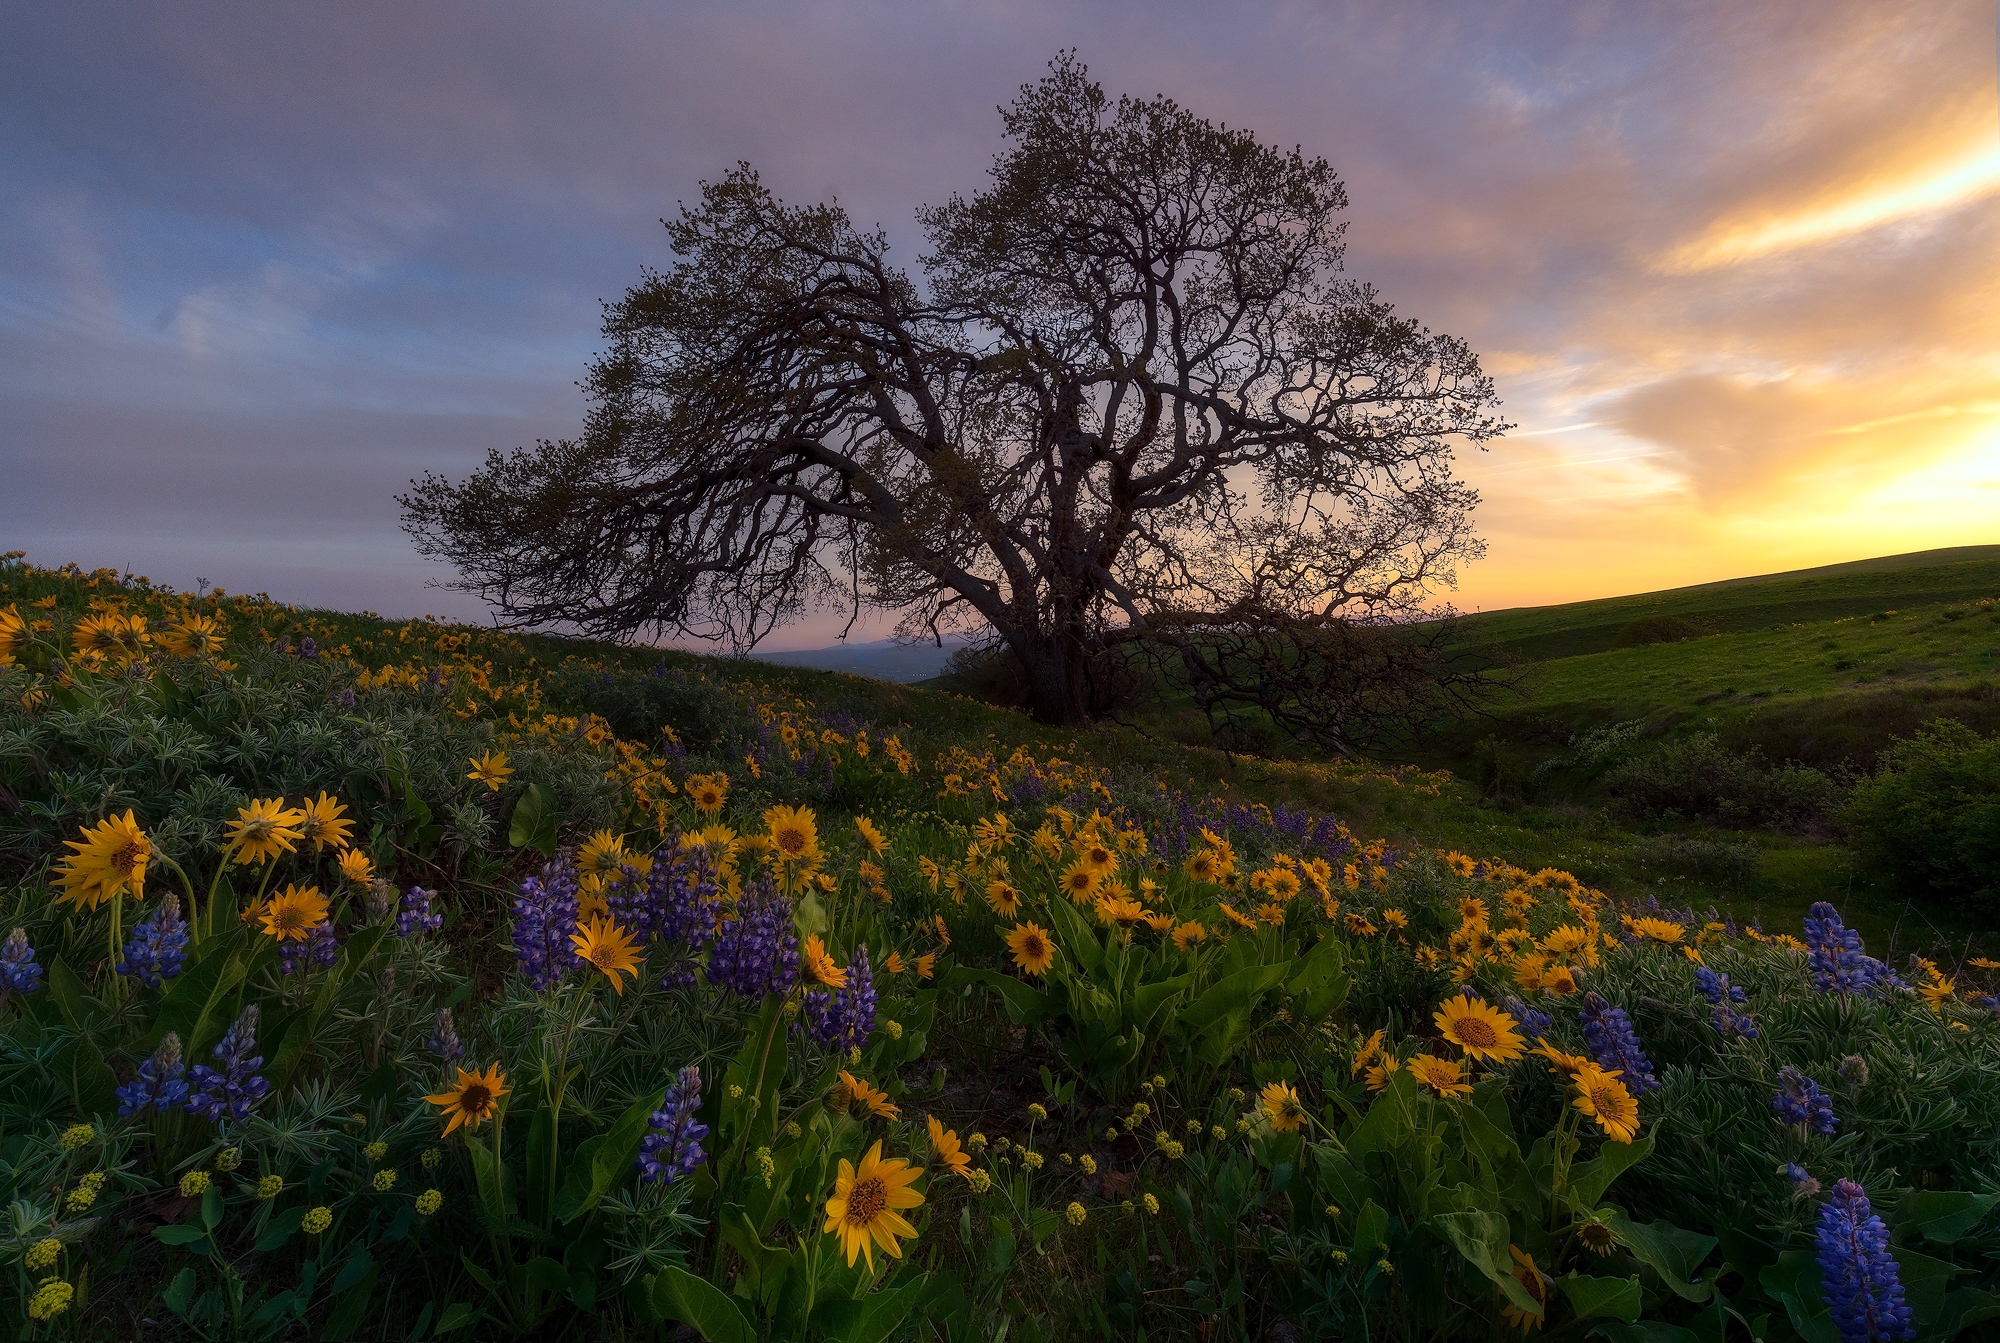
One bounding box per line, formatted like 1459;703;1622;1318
523;1256;571;1293
435;1301;478;1334
1567;1129;1654;1207
555;1090;663;1223
509;784;558;855
1044;895;1104;974
653;1266;757;1343
154;1224;212;1248
1436;1207;1541;1315
843;1273;934;1343
1554;1273;1642;1323
1604;1207;1717;1302
943;967;1055;1026
254;1205;307;1252
1894;1191;1998;1245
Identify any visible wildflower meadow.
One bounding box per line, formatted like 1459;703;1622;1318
1;555;1997;1342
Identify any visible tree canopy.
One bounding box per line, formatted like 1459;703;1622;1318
402;55;1508;742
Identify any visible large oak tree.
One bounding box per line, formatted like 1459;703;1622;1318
402;56;1507;742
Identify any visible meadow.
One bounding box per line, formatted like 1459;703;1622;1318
1;554;1997;1342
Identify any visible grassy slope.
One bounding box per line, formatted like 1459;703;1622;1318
28;555;1986;956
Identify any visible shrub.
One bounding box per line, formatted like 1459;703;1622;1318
1844;719;2000;912
1604;733;1840;828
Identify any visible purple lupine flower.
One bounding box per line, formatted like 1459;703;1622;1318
1578;992;1659;1094
337;687;357;708
705;882;798;1000
608;841;720;951
805;944;878;1053
298;636;317;659
1693;967;1745;1005
511;854;583;991
636;1065;708;1185
396;885;442;938
1816;1180;1914;1343
428;1008;464;1064
1502;996;1554;1038
1784;1162;1822;1197
116;1034;189;1116
185;1006;269;1124
1;927;45;997
1772;1066;1838;1135
1803;903;1904;996
118;895;189;987
278;920;339;974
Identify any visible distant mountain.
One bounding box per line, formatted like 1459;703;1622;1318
747;635;974;683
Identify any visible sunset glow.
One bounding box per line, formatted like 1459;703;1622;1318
1;3;1994;637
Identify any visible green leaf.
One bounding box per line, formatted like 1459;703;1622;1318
146;932;249;1054
1350;1200;1389;1259
1554;1272;1642;1323
1436;1208;1541;1315
653;1266;757;1343
509;784;558;855
842;1273;934;1343
1285;934;1350;1019
154;1224;212;1248
1604;1208;1717;1302
254;1205;307;1252
555;1090;663;1223
162;1266;198;1317
1894;1191;1998;1245
330;1250;375;1296
1044;896;1104;973
46;955;106;1030
1594;1325;1702;1343
434;1302;478;1334
1179;961;1290;1064
943;967;1055;1026
523;1256;571;1293
1567;1130;1654;1207
320;1260;379;1342
1759;1251;1843;1343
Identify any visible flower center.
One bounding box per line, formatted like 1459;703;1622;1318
112;842;144;877
1024;935;1045;958
1457;1019;1498;1048
273;907;309;932
460;1083;491;1114
776;828;807;857
1588;1082;1619;1112
845;1176;887;1226
590;945;620;970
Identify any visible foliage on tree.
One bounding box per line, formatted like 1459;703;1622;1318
401;55;1508;742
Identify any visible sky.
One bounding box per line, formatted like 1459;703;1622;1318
3;1;1996;649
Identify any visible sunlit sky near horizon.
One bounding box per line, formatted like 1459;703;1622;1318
3;2;1997;650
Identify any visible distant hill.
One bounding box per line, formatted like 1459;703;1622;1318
1454;546;2000;663
747;635;972;683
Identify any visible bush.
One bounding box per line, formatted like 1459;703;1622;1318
1603;733;1840;828
1845;718;2000;912
1612;615;1706;648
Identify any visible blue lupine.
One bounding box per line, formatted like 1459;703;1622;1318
1816;1179;1914;1342
1772;1066;1838;1135
1784;1162;1822;1197
608;841;720;951
278;920;339;974
396;885;443;938
116;1034;189;1116
428;1008;465;1063
512;854;583;991
117;894;190;987
637;1065;708;1186
1;927;45;997
1578;992;1659;1094
1694;968;1759;1038
805;944;878;1053
1803;903;1904;996
185;1006;269;1124
706;882;798;1000
1502;996;1554;1039
1693;967;1745;1005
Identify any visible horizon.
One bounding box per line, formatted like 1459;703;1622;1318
4;3;1997;650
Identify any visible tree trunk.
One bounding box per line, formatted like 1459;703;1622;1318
1023;644;1091;726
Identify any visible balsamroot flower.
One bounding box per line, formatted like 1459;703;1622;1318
54;811;150;911
1815;1180;1914;1343
1577;993;1658;1094
637;1065;707;1185
823;1141;923;1271
117;893;189;987
185;1007;270;1124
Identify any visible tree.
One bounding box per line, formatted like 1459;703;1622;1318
401;55;1508;740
